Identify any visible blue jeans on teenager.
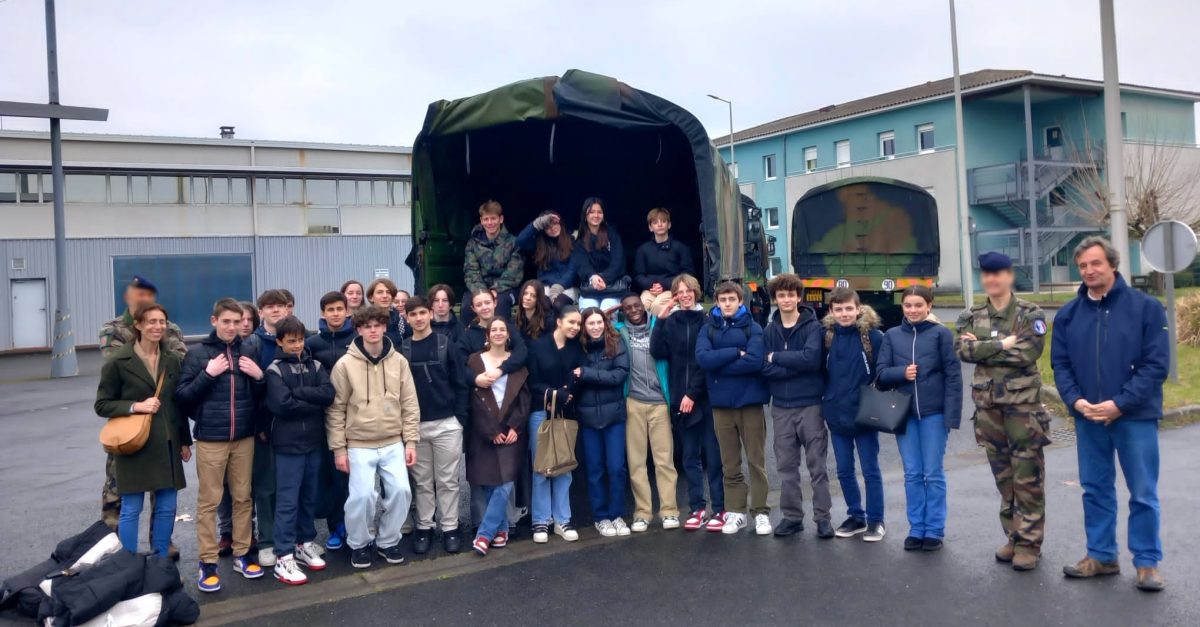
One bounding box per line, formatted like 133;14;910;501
580;422;628;521
680;406;724;513
895;413;947;539
1075;418;1162;567
273;449;322;557
477;483;515;541
529;411;572;525
119;488;178;558
830;430;884;524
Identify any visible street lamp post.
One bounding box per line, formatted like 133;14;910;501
708;94;735;182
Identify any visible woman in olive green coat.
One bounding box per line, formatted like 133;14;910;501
95;304;192;558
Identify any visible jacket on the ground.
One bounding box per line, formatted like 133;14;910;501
326;336;420;456
1;521;116;620
176;332;262;442
761;307;824;407
94;343;190;493
306;319;357;371
466;356;531;486
650;305;708;419
517;223;578;288
694;305;769;408
1051;273;1169;422
877;315;964;429
634;237;694;293
573;227;625;295
575;337;631;429
463;224;524;293
821;306;884;436
526;332;586;412
265;350;335;455
401;331;469;424
44;548;198;627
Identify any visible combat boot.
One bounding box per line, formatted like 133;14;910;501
994;543;1014;563
1012;552;1039;571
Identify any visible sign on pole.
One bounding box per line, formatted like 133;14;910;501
1141;220;1198;384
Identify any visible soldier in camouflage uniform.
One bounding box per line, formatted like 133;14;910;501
98;276;188;543
955;252;1049;572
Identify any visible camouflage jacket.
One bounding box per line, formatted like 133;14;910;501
99;310;188;360
954;296;1046;407
462;224;524;293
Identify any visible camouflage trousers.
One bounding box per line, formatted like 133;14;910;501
102;454;158;544
973;404;1050;554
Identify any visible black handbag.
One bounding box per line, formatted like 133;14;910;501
854;381;911;434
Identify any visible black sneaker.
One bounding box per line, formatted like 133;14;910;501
773;518;804;537
443;529;462;554
350;545;373;569
903;536;923;551
816;519;835;539
834;517;868;538
377;543;405;565
922;538;943;552
863;522;886;542
413;529;432;555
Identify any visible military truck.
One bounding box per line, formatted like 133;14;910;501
404;69;767;307
790;176;940;327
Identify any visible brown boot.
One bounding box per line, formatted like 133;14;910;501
1136;567;1165;592
994;543;1015;563
1012;552;1040;571
1063;556;1120;578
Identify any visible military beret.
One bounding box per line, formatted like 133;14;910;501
129;275;158;293
978;252;1012;272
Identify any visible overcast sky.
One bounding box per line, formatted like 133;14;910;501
1;0;1197;146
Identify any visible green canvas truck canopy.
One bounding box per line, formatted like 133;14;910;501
406;69;748;294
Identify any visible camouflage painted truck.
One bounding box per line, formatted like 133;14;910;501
790;176;940;328
404;69;767;310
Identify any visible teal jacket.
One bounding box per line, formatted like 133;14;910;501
616;316;670;401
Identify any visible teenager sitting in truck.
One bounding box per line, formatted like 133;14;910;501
634;207;694;318
573;197;627;310
517;211;578;307
463;200;524;322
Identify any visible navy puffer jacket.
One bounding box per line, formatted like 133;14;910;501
305;320;357;371
761;307;824;407
876;316;964;429
695;305;769;408
821;306;885;436
265;350;335;454
574;337;630;429
176;332;263;442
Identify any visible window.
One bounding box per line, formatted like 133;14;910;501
284;178;305;205
186;177;209;204
918;124;935;153
112;255;252;335
210;177;230;204
150;176;182;204
338;180;357;205
307;207;341;234
130;176;149;204
64;174;107;203
392;181;410;205
769;257;782;276
763;154;777;180
306;179;337;205
266;178;284;204
879;131;896;159
803;147;817;172
230;178;249;204
356;180;373;205
40;174;54;204
109;176;129;204
372;180;389;206
765;207;779;229
835;140;850;168
0;173;15;202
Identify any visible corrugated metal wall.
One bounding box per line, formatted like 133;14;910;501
0;236;413;350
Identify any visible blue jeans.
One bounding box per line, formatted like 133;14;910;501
529;411;572;525
895;413;947;539
477;483;515;541
580;422;628;520
273;449;322;557
680;406;724;513
830;430;884;524
119;488;177;558
1075;418;1162;567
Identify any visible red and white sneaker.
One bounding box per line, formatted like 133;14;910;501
684;509;708;531
491;531;508;548
705;511;727;532
472;537;489;556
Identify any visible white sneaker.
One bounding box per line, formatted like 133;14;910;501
754;513;772;536
662;516;681;530
258;547;277;567
554;523;579;542
631;519;650;533
595;519;616;537
273;554;307;586
721;512;747;535
612;517;631;536
295;542;326;570
532;524;549;544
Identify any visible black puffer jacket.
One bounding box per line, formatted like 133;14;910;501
305;320;357;371
176;332;262;442
574;337;630;429
650;306;708;419
265;350;336;454
45;551;199;627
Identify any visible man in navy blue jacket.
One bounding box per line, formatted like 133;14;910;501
1052;237;1169;592
695;282;769;536
761;274;831;539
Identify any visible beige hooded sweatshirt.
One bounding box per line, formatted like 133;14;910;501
326;337;420;457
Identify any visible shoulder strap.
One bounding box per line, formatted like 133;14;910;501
860;328;873;364
399;337;412;359
436;333;449;365
153;371;166;399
